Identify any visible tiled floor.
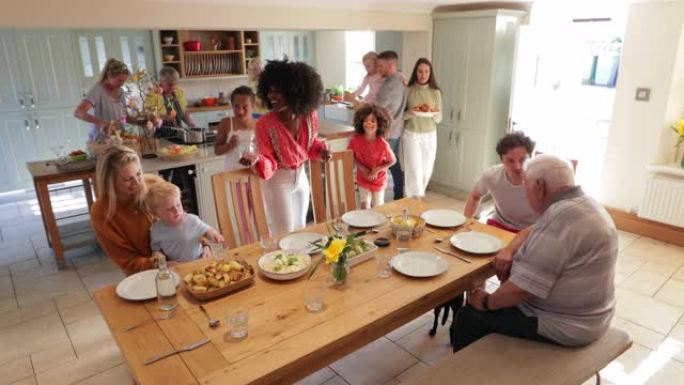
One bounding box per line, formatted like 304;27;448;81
1;187;683;384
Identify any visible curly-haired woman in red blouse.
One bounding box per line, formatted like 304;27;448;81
241;60;330;234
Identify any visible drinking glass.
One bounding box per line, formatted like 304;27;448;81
225;307;249;341
376;252;392;279
332;201;349;235
259;232;277;254
208;242;226;260
395;225;412;251
304;280;326;313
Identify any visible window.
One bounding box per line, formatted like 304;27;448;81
135;36;147;70
94;36;107;72
78;36;94;77
344;31;375;91
120;36;132;71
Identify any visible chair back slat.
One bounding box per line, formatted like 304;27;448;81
309;150;357;223
212;169;268;248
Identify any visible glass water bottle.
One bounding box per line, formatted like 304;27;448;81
156;254;177;311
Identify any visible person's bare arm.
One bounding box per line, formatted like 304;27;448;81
464;189;483;218
468;281;531;311
214;118;238;156
74;100;109;129
492;226;533;282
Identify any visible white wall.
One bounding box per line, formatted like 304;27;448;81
314;31;347;88
601;0;684;212
402;31;431;76
0;0;431;32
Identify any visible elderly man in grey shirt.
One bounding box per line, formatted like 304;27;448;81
451;154;618;351
374;50;407;200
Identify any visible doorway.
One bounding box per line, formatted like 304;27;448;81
509;2;628;198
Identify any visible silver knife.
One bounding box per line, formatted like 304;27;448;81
434;247;472;263
144;337;211;365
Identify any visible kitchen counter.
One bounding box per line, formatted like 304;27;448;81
147;120;354;171
318;119;355;141
186;105;232;113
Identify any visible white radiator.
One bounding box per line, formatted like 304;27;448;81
638;165;684;228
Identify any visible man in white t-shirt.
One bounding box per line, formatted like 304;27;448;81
464;131;539;232
451;154;617;351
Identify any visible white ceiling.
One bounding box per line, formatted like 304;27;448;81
143;0;523;13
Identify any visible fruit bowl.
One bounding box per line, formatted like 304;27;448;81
390;214;426;238
202;97;217;107
68;150;88;162
157;144;199;160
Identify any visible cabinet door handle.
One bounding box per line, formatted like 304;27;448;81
34;119;40;130
30;95;35;108
448;131;453;145
19;97;25;109
449;108;453;121
455;132;460;146
24;119;30;131
457;109;462;121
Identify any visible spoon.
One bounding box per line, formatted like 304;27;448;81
199;305;221;328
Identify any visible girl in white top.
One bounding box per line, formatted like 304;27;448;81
214;86;257;170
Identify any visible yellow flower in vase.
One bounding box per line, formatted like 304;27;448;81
673;120;684;137
323;238;347;264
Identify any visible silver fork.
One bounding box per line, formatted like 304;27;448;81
143;338;211;365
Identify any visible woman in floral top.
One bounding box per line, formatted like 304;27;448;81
241;60;330;234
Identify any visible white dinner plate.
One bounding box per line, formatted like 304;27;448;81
258;249;311;281
391;252;448;278
116;269;181;301
279;233;328;254
413;111;437;118
450;231;503;254
342;210;386;228
421;209;467;228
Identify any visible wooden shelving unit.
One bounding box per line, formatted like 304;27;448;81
159;30;259;79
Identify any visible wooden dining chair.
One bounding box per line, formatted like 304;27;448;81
212;169;269;249
309;150;357;223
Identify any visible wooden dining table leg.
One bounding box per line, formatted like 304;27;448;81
35;180;67;268
83;177;94;210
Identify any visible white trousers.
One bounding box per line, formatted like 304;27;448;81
402;130;437;198
359;186;385;209
261;167;310;235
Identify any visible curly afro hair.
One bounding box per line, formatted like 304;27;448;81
353;104;392;137
495;131;536;158
256;60;323;116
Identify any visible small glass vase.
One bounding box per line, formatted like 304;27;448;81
331;257;350;286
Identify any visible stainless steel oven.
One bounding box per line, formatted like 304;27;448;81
157;165;199;215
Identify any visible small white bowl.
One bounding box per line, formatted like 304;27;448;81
162;36;174;45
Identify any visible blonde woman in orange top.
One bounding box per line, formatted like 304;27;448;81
91;146;199;275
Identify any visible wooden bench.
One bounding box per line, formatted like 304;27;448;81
403;328;632;385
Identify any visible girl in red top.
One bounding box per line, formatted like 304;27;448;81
241;60;330;234
347;104;396;208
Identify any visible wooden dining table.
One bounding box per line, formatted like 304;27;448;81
93;198;514;385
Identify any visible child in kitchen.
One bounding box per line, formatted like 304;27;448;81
214;86;257;171
146;181;224;262
347;104;396;208
344;51;384;107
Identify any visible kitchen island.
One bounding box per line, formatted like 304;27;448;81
26;119;354;268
